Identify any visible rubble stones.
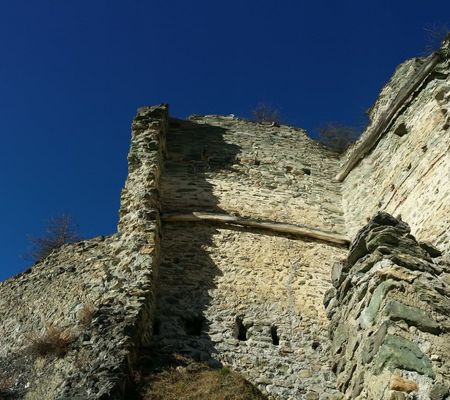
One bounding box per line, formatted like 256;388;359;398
327;213;450;399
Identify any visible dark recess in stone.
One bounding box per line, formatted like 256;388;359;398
393;123;408;137
184;316;204;336
302;167;311;175
153;318;161;335
271;326;279;345
235;316;248;341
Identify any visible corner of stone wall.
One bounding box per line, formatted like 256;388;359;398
118;103;168;240
116;103;168;365
326;212;450;399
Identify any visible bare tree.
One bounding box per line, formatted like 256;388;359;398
424;24;450;54
317;123;360;153
28;214;79;261
252;103;282;124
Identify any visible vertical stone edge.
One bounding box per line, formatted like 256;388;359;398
118;104;168;385
118;103;168;239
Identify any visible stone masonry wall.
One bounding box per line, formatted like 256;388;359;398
1;40;449;400
163;116;345;233
326;212;450;399
0;105;167;399
154;116;347;399
342;44;450;252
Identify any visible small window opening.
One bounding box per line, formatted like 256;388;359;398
393;123;408;137
152;318;160;335
184;316;203;336
270;326;279;345
234;316;247;341
302;167;311;175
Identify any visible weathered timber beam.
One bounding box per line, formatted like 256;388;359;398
335;52;442;182
161;212;350;246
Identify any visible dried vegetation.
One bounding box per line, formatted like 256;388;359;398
252;103;282;125
26;326;76;358
141;355;266;400
27;214;80;262
317;122;360;153
26;302;96;359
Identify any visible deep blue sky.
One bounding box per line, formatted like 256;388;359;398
1;0;449;280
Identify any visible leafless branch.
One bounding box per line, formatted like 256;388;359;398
27;214;80;262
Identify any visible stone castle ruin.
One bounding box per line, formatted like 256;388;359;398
0;38;449;399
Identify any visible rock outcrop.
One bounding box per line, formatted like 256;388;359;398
327;212;450;399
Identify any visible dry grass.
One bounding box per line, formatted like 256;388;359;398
78;302;96;328
25;301;94;360
27;326;76;358
142;358;266;400
0;376;15;392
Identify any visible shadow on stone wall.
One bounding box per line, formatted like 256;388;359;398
140;118;241;371
137;118;345;400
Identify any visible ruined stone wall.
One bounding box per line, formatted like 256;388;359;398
342;46;450;252
0;105;167;399
163;116;345;232
327;213;450;399
1;40;449;400
154;116;347;399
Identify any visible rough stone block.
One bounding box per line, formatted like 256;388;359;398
373;335;434;378
382;300;440;333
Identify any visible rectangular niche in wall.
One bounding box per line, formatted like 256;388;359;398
183;316;204;336
234;316;248;341
271;326;280;345
152;318;161;336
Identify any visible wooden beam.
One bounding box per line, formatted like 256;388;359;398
335;52;442;182
161;212;350;246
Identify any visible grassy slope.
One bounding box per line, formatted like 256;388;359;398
141;357;267;400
